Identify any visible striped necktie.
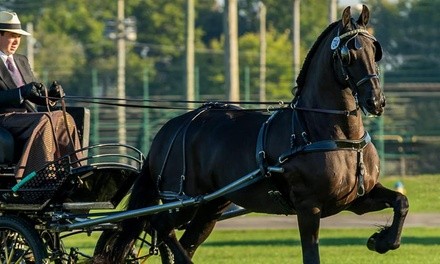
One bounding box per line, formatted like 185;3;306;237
6;57;25;87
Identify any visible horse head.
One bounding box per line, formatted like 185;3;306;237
332;5;386;116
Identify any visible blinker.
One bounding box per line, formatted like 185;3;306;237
373;41;382;62
335;36;382;66
339;34;357;66
354;37;362;50
332;28;382;67
340;45;351;66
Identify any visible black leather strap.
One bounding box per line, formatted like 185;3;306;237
278;132;371;163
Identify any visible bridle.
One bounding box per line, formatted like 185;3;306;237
294;23;383;116
332;27;382;87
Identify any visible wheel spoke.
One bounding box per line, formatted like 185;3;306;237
2;231;15;263
1;229;37;263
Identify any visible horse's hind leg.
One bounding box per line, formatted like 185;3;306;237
347;182;409;254
179;199;231;258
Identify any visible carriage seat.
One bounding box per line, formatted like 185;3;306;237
0;127;14;164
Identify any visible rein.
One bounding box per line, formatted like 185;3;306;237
292;97;358;117
63;95;285;111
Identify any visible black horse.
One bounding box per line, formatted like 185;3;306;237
96;5;408;264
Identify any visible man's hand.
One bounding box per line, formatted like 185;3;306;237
20;82;45;100
48;81;65;99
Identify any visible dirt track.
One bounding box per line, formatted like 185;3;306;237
215;213;440;230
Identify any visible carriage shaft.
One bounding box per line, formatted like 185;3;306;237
55;167;282;232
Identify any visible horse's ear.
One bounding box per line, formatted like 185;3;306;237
357;5;370;26
342;6;351;27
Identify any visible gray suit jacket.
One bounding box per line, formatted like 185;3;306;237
0;54;38;112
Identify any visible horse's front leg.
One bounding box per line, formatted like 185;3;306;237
296;205;322;264
347;182;409;253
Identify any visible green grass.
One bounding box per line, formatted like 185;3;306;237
379;175;440;212
190;228;440;264
61;175;440;262
66;227;440;263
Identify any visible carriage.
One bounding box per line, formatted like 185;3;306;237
0;5;408;264
0;107;145;263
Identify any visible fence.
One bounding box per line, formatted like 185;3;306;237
67;80;440;177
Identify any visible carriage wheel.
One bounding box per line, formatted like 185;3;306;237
94;229;174;263
0;215;48;264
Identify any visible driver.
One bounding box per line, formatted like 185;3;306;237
0;11;83;179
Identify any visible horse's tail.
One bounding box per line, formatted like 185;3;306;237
93;155;160;263
126;154;160;211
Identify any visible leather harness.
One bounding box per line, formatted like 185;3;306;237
256;107;371;198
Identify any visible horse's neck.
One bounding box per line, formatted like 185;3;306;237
302;102;365;141
300;76;366;140
330;115;365;140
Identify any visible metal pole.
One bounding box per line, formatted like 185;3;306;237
379;65;385;175
292;0;300;79
186;0;195;109
117;0;127;152
244;66;250;101
195;66;200;101
26;23;34;70
224;0;240;101
328;0;338;24
259;2;266;104
91;68;100;149
142;67;150;155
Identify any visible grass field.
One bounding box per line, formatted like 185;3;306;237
191;228;440;264
62;175;440;263
64;227;440;263
378;175;440;212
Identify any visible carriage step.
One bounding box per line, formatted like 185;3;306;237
62;202;115;210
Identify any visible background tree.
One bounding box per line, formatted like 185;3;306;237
2;0;437;97
364;0;440;82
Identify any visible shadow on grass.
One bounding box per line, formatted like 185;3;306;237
203;236;440;247
203;238;300;247
401;236;440;245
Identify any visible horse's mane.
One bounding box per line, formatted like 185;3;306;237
294;20;341;96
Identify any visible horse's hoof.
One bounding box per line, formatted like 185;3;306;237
367;231;395;254
367;232;390;254
367;233;378;252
